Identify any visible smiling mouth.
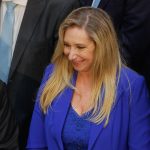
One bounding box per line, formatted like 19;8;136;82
72;60;84;65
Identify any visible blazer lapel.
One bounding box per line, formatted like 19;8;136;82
9;0;45;78
52;72;77;149
52;87;74;149
88;120;105;150
88;82;123;150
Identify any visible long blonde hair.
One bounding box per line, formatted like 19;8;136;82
40;7;122;126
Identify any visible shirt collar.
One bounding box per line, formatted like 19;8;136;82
2;0;28;6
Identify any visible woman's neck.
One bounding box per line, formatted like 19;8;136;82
77;71;93;86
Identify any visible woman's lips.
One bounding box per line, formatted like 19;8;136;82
72;60;84;66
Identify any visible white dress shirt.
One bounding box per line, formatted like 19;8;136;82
0;0;28;56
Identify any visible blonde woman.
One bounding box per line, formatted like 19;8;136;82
27;7;150;150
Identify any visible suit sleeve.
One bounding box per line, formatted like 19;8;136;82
129;77;150;149
0;80;19;150
26;64;53;149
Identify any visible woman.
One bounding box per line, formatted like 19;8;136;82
27;7;150;150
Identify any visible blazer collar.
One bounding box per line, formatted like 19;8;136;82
8;0;45;78
51;72;77;149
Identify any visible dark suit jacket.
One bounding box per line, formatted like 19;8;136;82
0;0;80;148
0;80;18;150
80;0;150;89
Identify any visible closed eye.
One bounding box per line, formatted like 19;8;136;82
64;44;70;48
64;42;70;48
77;46;85;49
77;45;86;50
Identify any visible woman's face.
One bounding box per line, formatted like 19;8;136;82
63;26;95;73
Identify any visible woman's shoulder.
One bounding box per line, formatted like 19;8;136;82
118;66;146;89
35;64;55;102
41;64;55;83
121;66;144;79
45;63;55;73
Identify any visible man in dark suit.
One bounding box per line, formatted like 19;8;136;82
0;0;80;149
0;80;18;149
80;0;150;89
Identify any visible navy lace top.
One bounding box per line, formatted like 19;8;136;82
62;105;92;150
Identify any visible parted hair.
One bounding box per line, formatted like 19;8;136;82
40;7;122;125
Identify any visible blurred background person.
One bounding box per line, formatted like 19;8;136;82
0;0;80;149
80;0;150;91
27;7;150;150
0;79;18;150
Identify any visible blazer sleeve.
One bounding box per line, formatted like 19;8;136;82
26;64;53;149
128;77;150;149
26;102;47;150
0;80;19;150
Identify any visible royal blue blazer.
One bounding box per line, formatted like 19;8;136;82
27;64;150;150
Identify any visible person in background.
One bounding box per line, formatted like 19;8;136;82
0;0;80;149
0;79;18;150
80;0;150;91
27;7;150;150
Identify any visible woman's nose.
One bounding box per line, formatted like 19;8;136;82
68;48;77;60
